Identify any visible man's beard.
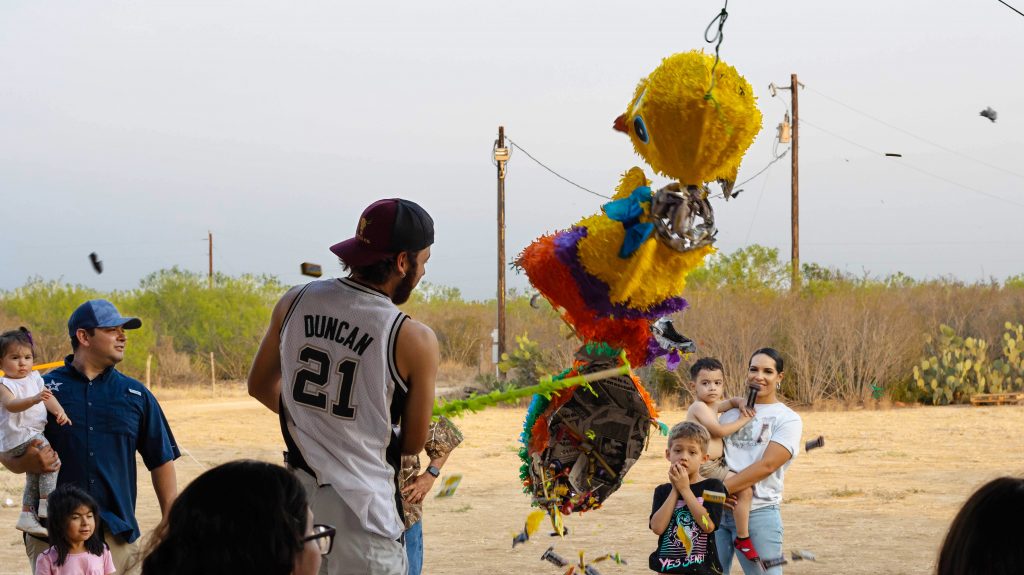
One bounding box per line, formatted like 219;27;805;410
391;262;419;305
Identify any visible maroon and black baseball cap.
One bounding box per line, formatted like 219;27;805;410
330;199;434;267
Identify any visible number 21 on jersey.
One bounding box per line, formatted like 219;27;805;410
291;345;358;419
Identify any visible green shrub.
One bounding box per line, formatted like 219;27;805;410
497;334;553;388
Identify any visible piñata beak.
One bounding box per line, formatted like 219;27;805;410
613;114;628;134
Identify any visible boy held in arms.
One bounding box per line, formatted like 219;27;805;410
684;358;760;563
649;422;726;575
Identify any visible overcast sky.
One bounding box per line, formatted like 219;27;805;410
2;1;1022;300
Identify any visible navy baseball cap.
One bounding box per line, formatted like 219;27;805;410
68;299;142;337
330;198;434;267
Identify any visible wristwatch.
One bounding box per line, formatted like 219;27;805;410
426;465;441;478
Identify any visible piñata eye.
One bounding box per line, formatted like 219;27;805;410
633;116;649;143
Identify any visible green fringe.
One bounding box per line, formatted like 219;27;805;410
432;367;576;420
517;367;573;488
582;342;621;358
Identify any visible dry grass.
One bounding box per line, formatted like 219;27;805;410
2;392;1023;574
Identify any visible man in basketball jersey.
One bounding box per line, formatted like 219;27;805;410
248;198;439;575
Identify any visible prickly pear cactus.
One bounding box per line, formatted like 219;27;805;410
989;322;1024;392
913;323;1024;405
913;325;989;405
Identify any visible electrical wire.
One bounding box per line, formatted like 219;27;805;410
997;0;1024;17
800;117;1024;209
736;149;789;188
503;137;611;199
805;85;1024;180
704;149;789;201
503;130;790;203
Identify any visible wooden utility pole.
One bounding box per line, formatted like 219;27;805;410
495;127;508;370
208;231;213;289
790;73;800;291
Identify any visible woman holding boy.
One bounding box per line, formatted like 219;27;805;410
716;348;803;575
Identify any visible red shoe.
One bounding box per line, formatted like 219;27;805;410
734;536;761;563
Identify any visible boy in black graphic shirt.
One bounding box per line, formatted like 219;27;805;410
650;422;725;574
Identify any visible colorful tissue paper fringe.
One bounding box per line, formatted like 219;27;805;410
518;163;722;368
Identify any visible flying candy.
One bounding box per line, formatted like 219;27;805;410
805;436;825;452
300;262;322;278
435;474;462;498
593;552;622;564
541;547;569;567
761;556;789;568
89;252;103;274
791;549;817;561
512;510;547;548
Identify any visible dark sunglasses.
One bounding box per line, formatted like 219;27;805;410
302;524;336;556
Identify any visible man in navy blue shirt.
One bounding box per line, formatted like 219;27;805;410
0;299;179;574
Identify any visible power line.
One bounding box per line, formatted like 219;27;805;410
736;149;789;188
800;117;1024;209
705;148;789;201
504;137;610;199
507;134;792;204
997;0;1024;17
805;85;1024;180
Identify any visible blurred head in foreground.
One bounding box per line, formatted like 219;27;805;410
142;460;325;575
936;476;1024;575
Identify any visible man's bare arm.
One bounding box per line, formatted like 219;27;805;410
247;286;302;413
401;450;453;505
723;441;793;494
690;402;751;439
150;460;177;519
395;319;439;455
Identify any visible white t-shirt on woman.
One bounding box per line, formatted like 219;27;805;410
720;401;802;510
0;371;48;452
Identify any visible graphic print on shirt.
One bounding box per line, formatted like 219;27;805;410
657;497;710;570
726;415;776;449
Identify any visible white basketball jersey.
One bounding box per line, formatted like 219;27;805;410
279;278;409;540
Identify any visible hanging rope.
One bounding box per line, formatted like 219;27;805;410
703;0;730;102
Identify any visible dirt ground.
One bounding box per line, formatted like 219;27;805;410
2;387;1023;575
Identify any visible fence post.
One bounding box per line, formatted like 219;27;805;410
209;352;216;392
145;354;152;388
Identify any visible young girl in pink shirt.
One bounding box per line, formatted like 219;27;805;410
35;485;116;575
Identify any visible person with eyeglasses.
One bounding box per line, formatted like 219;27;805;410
140;460;331;575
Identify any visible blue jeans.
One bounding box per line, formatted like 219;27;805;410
715;505;784;575
404;521;423;575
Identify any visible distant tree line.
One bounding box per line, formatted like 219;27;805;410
2;247;1022;405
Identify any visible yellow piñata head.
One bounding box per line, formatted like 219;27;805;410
616;51;762;186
